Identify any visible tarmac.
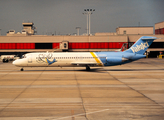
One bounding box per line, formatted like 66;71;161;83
0;58;164;120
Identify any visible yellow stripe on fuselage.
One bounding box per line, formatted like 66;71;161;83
45;58;48;63
90;52;102;66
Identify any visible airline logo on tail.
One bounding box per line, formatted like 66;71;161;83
130;41;149;53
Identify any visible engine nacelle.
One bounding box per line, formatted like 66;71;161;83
106;57;128;64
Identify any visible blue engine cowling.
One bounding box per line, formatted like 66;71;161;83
106;57;128;64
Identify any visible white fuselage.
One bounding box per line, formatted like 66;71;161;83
13;52;103;67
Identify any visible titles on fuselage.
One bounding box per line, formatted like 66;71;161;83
36;53;53;59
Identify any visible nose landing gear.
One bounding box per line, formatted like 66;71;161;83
20;68;24;71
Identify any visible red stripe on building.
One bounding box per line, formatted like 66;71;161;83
53;43;60;49
0;42;127;49
68;42;127;49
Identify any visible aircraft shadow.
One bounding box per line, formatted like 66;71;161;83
19;68;106;73
103;69;164;71
19;68;164;72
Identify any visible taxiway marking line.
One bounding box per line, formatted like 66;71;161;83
53;109;109;120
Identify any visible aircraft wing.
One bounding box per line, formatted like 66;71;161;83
71;62;102;66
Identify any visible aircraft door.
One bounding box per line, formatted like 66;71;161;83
28;55;32;63
100;57;107;65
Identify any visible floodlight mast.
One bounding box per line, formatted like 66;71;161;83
83;9;95;35
83;12;88;35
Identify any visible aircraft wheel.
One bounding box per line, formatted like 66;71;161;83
86;66;90;71
2;59;5;63
20;68;24;71
3;59;8;63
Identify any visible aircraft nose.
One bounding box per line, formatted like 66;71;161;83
12;60;17;65
12;61;15;65
12;59;21;66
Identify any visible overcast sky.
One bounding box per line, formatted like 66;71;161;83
0;0;164;35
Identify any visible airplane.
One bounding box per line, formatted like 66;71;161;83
12;36;157;71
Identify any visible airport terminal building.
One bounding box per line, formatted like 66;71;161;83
0;22;164;57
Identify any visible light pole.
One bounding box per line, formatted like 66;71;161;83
83;9;95;35
76;27;81;36
83;12;88;35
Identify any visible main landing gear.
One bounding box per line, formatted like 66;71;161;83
86;65;90;71
20;68;24;71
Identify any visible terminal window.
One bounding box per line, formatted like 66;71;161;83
149;42;164;48
35;43;52;49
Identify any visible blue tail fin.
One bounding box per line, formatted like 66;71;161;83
124;36;157;54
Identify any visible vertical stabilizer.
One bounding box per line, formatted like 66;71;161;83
124;36;157;54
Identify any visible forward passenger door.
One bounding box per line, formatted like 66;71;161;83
28;55;32;63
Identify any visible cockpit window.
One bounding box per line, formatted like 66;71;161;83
21;55;26;59
21;55;24;58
